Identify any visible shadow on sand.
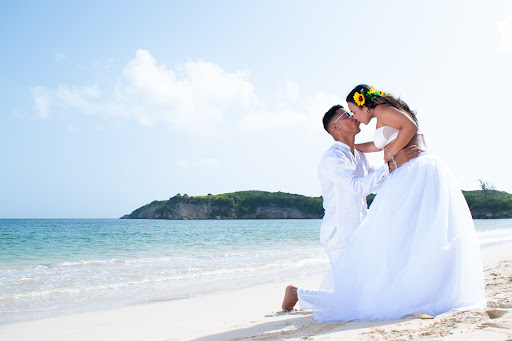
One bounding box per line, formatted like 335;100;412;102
192;310;413;341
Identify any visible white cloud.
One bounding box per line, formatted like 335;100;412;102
498;15;512;53
112;50;259;130
306;93;343;120
30;49;339;137
32;50;261;131
286;81;300;101
31;85;100;118
240;89;342;132
56;53;66;61
31;87;52;118
56;85;100;113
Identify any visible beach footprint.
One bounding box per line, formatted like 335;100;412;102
487;309;509;319
265;309;310;317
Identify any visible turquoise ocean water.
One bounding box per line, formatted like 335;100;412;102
1;218;511;324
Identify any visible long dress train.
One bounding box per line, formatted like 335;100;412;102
309;152;486;322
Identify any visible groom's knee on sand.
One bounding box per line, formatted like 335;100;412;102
281;285;298;311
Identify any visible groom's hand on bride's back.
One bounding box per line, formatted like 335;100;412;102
392;145;422;170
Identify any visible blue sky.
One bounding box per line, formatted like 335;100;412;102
1;0;511;218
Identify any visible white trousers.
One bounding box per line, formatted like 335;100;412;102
297;287;330;309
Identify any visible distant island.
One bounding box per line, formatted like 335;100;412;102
121;189;512;220
462;189;512;219
121;191;323;219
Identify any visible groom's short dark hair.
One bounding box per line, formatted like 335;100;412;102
323;105;344;132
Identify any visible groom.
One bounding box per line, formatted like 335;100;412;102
282;105;420;311
318;105;420;264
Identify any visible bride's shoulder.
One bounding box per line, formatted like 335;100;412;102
374;103;395;115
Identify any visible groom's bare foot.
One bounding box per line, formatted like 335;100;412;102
282;285;298;311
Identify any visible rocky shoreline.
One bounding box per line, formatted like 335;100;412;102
470;212;512;219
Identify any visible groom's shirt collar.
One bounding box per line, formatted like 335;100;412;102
333;141;356;158
333;141;350;149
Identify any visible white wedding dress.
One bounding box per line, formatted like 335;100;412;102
307;127;486;322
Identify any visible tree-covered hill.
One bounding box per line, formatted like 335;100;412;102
122;191;324;219
368;190;512;218
462;190;512;218
121;189;512;220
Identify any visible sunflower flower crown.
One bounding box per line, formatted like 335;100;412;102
353;86;390;106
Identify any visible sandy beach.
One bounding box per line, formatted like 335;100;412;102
1;243;511;341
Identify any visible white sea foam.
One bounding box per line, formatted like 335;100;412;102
477;227;512;247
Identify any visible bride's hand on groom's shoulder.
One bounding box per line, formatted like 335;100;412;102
392;145;422;170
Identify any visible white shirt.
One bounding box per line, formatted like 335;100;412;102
318;141;389;258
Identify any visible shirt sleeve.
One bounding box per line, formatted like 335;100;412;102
322;155;389;197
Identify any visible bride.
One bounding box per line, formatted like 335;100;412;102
287;85;486;322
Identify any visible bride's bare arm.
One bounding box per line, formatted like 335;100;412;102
355;142;382;153
375;105;417;162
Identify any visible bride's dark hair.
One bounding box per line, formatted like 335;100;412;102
346;84;419;126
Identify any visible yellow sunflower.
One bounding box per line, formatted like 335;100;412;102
354;92;365;106
378;90;385;96
369;86;376;93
